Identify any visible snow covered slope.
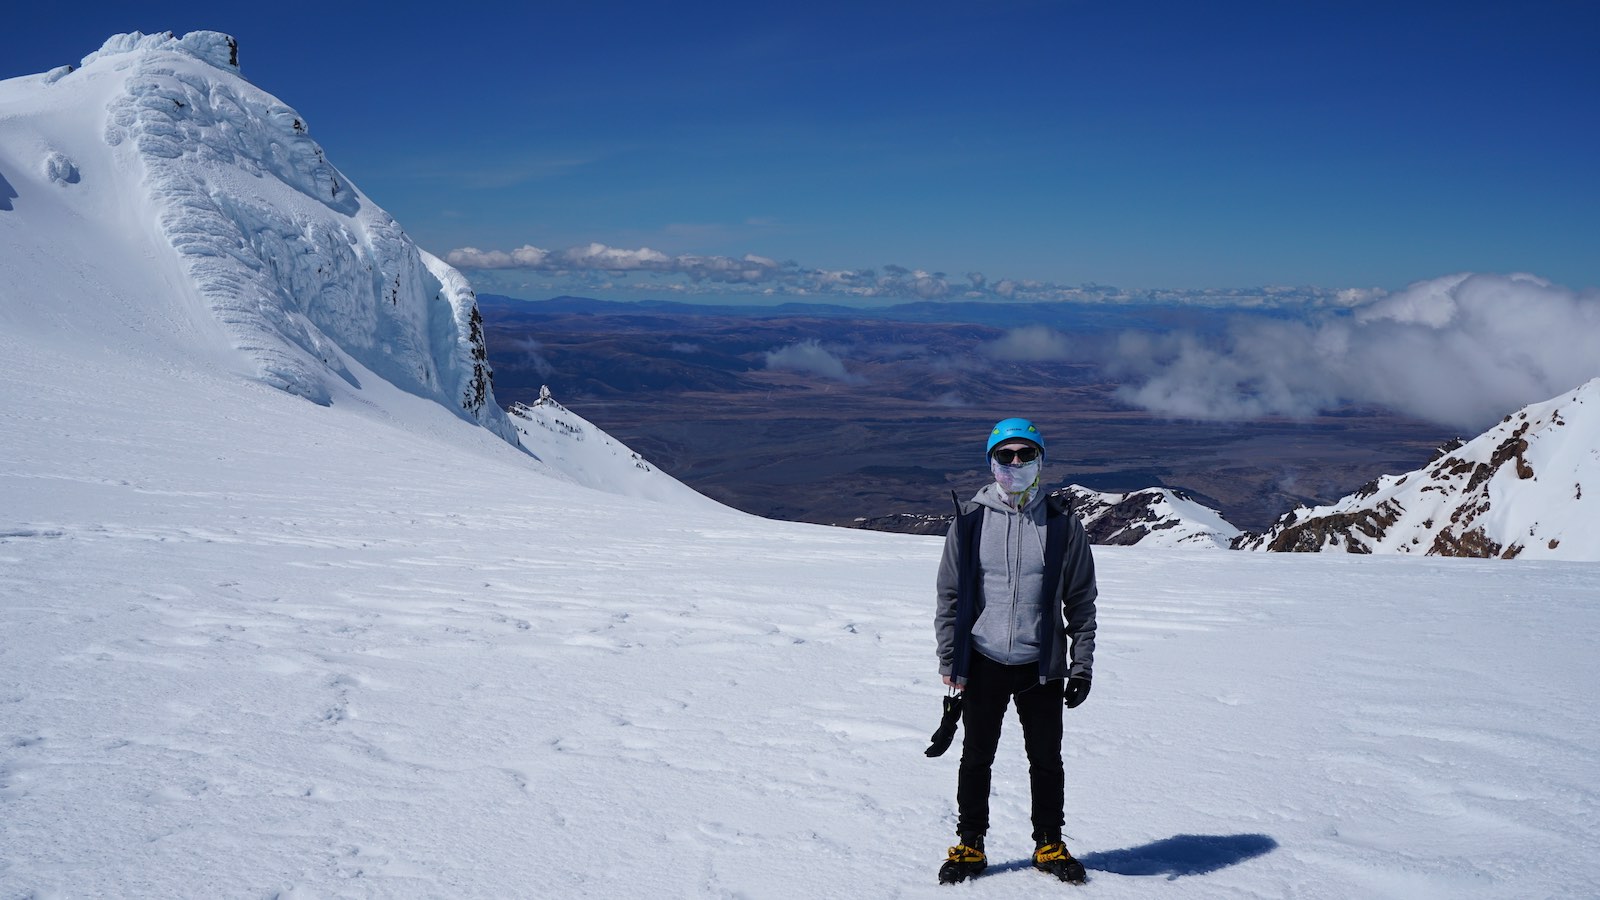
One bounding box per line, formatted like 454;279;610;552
1056;485;1241;549
1237;378;1600;559
4;331;1599;898
0;31;514;440
509;385;718;507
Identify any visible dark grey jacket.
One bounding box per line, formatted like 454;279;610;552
936;484;1098;685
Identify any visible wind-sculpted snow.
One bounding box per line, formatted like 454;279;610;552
80;30;239;72
84;31;513;440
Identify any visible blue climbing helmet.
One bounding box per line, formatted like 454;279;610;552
986;417;1044;460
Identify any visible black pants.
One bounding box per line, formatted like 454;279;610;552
957;651;1065;843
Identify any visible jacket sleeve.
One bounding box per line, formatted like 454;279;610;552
1061;515;1098;680
935;521;962;676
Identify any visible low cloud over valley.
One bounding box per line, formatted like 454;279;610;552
764;340;857;382
1106;273;1600;430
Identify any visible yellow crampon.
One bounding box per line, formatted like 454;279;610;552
946;844;985;864
1033;841;1072;864
1033;840;1087;883
939;842;989;884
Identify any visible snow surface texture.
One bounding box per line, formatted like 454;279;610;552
1058;485;1241;549
1238;378;1600;559
3;313;1599;898
2;31;515;439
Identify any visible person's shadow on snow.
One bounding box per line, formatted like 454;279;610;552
0;170;17;211
1080;833;1278;879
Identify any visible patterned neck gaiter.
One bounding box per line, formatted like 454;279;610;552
990;457;1041;500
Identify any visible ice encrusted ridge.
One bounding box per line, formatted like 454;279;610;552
81;31;240;73
87;31;515;442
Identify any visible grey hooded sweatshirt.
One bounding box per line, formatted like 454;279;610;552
935;482;1098;684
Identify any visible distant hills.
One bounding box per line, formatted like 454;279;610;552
478;294;1456;532
483;297;1600;559
489;292;1260;334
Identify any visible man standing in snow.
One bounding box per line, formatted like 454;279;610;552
934;418;1098;884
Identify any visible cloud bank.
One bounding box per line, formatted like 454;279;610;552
1108;273;1600;429
451;240;1598;430
447;243;784;285
447;242;1358;307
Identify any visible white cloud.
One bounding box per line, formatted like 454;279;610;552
1108;273;1600;429
981;325;1076;362
446;243;783;285
502;336;554;377
452;242;1371;306
447;245;551;269
764;340;855;381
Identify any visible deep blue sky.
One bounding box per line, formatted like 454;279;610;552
9;1;1599;296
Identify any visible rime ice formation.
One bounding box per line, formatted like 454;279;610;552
1;31;515;442
1235;378;1600;559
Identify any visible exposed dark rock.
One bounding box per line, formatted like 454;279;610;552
1262;502;1401;553
1430;525;1502;558
1427;438;1465;463
842;512;952;536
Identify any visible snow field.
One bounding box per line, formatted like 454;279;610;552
2;341;1598;898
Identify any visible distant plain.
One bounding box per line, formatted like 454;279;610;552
480;296;1455;531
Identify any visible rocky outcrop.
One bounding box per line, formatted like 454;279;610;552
843;484;1241;548
1055;485;1240;549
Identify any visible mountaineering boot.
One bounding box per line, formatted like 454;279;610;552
1033;840;1087;884
938;835;987;884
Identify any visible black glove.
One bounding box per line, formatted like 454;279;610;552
1064;675;1091;709
925;691;964;757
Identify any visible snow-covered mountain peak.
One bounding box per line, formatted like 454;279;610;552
1056;485;1242;549
1236;377;1600;559
506;386;718;507
2;31;516;443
